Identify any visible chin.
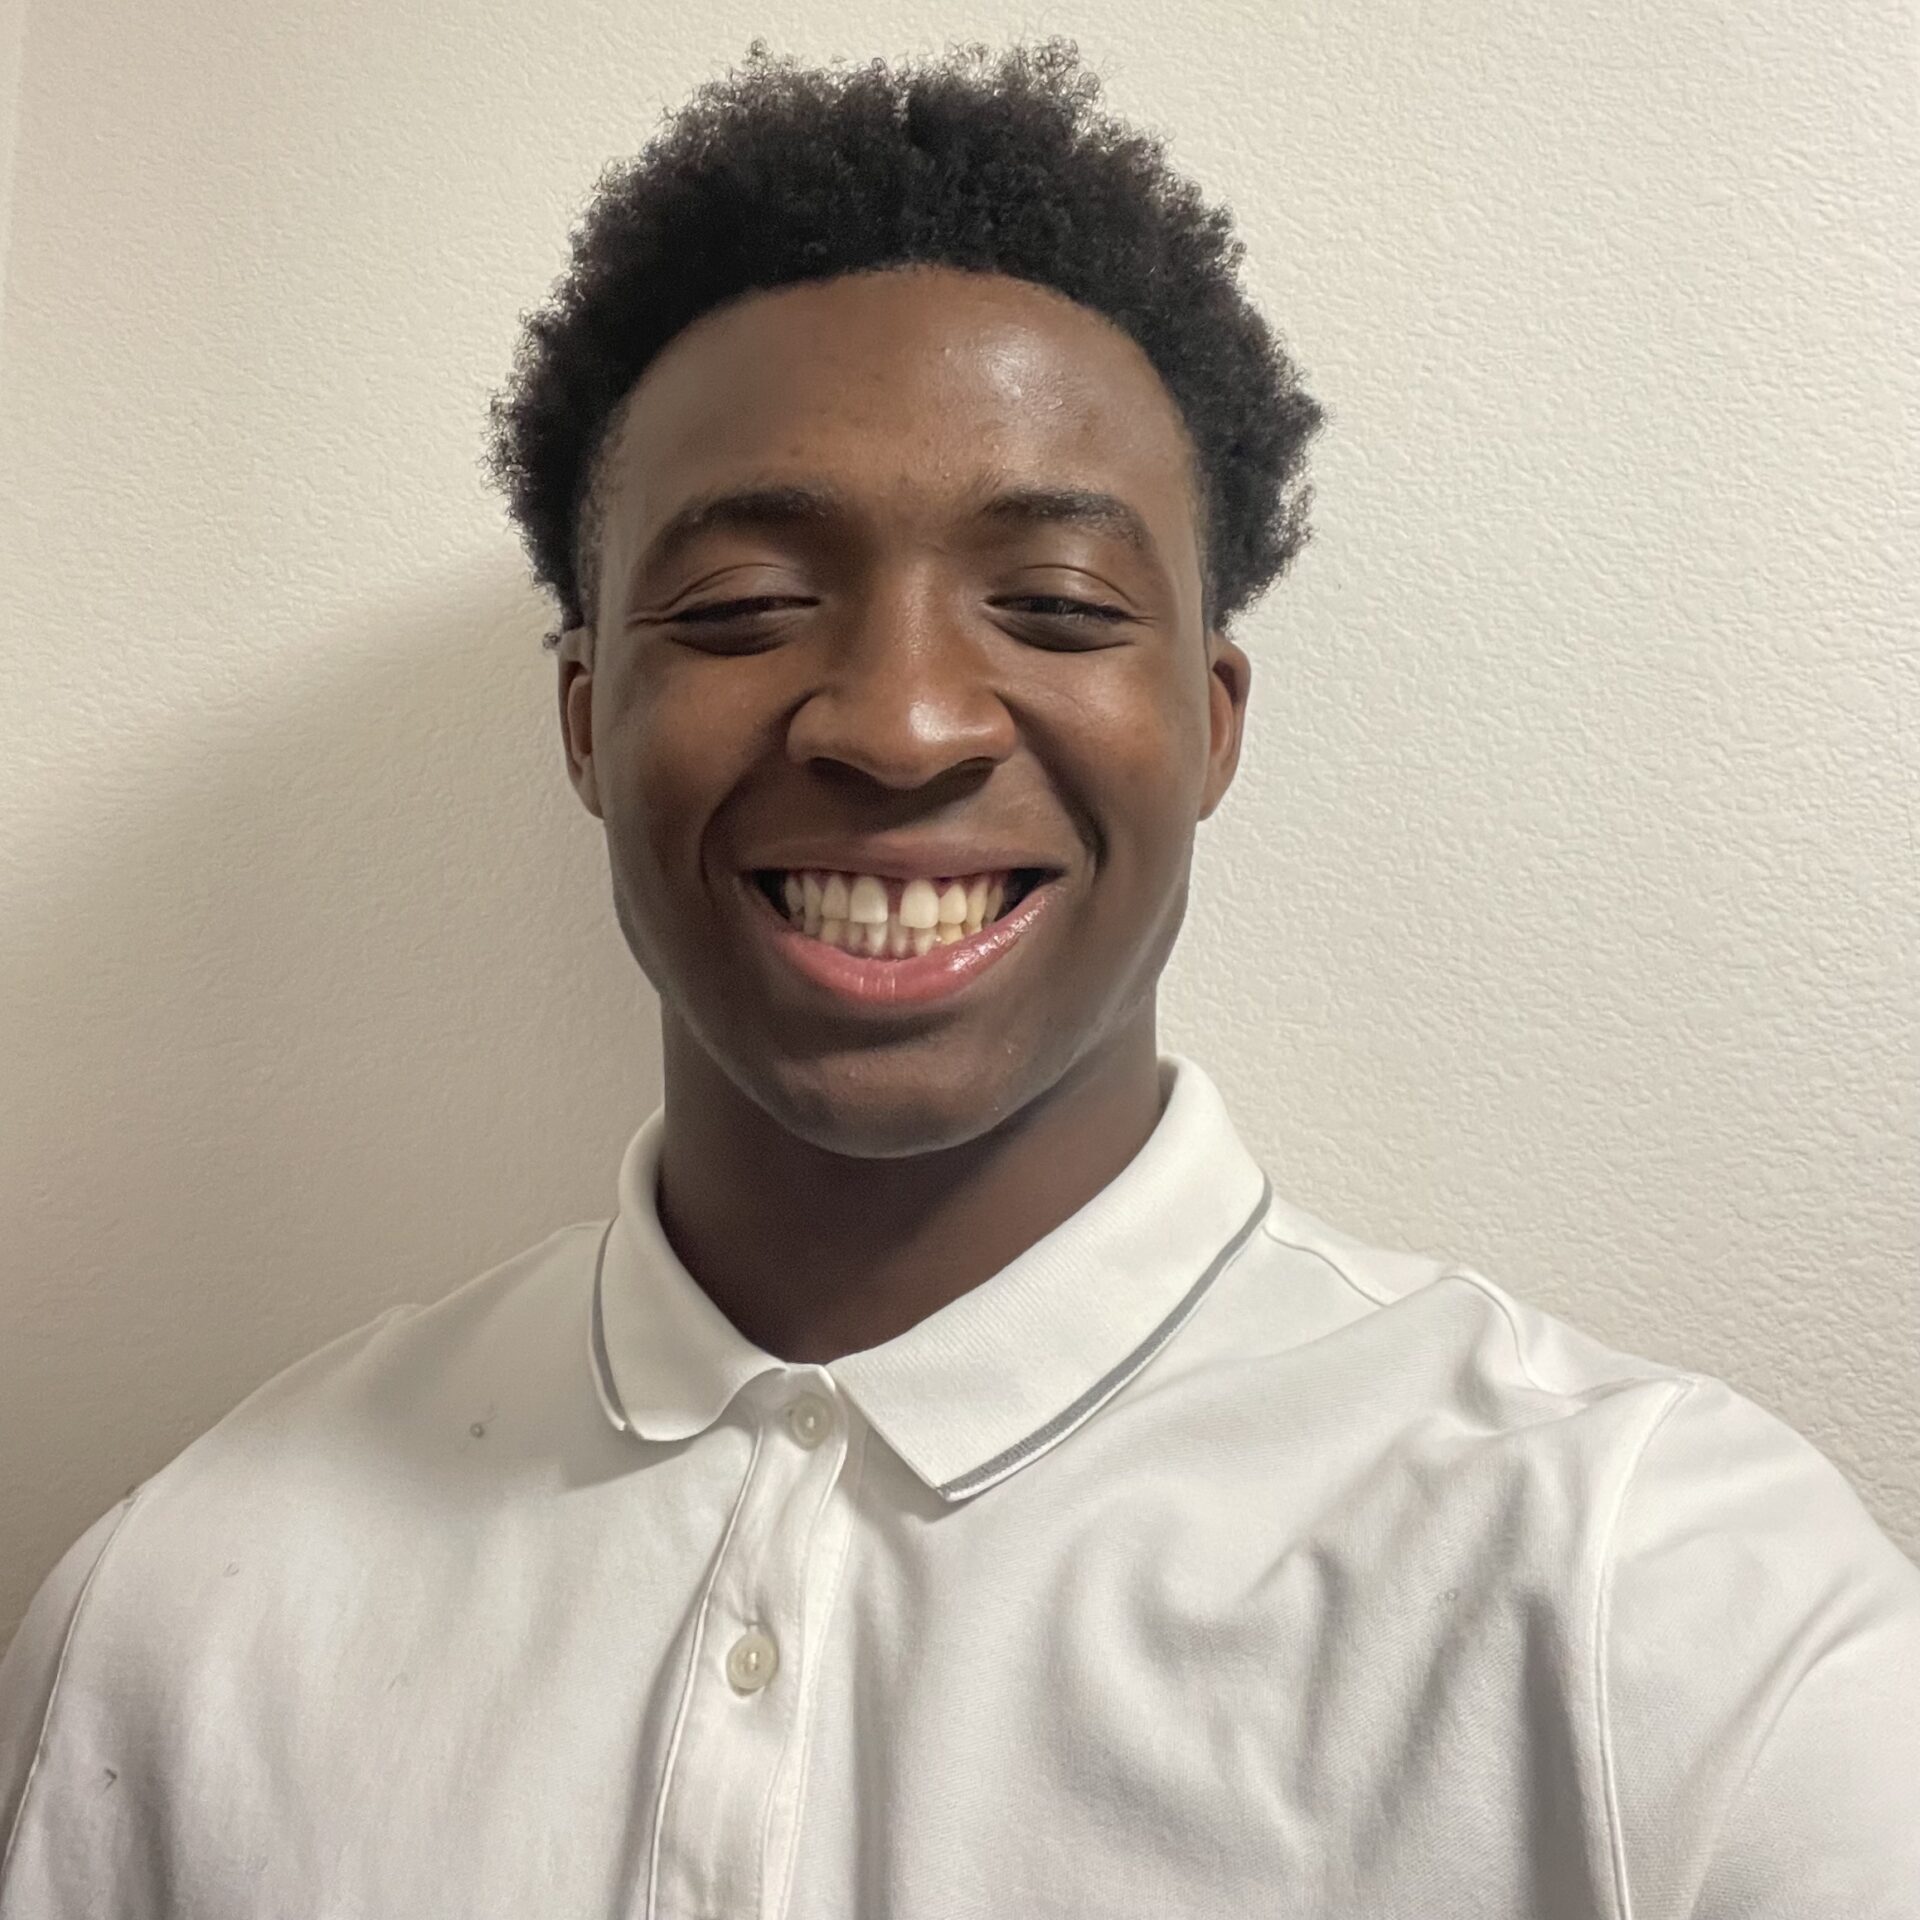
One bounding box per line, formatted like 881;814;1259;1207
722;1035;1051;1163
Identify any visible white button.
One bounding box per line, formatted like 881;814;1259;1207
786;1392;833;1448
726;1627;779;1694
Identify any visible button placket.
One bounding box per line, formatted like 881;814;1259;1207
650;1372;850;1920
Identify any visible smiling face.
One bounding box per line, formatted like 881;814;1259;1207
559;266;1250;1157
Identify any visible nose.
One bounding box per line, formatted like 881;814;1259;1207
784;579;1017;791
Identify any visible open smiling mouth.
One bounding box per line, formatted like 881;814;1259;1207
748;868;1049;955
742;867;1061;1007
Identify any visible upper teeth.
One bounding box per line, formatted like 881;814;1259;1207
775;870;1010;954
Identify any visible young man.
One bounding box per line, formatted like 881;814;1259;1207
3;42;1915;1919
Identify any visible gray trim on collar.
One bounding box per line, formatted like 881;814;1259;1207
589;1177;1274;1496
933;1175;1272;1502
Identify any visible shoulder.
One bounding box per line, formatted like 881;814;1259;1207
0;1219;620;1876
1264;1217;1920;1908
1349;1242;1911;1598
1235;1209;1909;1582
1598;1369;1920;1911
0;1498;136;1877
1604;1364;1920;1663
1248;1193;1698;1427
108;1217;616;1544
1249;1199;1914;1610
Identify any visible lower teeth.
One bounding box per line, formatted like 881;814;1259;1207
809;918;975;953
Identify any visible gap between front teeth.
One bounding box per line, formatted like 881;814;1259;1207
778;871;1009;955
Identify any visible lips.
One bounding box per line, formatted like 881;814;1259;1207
737;866;1062;1009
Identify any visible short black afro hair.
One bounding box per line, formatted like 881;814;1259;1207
484;39;1324;641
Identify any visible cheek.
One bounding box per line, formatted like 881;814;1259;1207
597;678;730;889
1049;664;1211;863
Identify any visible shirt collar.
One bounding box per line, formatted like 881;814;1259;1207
589;1055;1270;1503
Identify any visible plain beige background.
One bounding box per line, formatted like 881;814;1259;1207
3;0;1915;1648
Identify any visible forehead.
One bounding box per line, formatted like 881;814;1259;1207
594;267;1202;568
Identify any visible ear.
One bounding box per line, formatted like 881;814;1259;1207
1198;631;1251;821
554;622;604;819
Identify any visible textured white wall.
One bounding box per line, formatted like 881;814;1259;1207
2;0;1914;1644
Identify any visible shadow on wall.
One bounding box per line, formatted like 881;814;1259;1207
0;569;662;1644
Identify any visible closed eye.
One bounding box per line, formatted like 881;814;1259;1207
649;593;1137;656
666;596;816;624
995;595;1133;623
669;595;1131;624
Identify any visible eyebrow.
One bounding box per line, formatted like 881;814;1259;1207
975;485;1155;557
627;479;1159;595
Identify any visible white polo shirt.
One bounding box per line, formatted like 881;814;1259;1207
3;1058;1916;1918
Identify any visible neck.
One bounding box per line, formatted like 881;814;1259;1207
654;1019;1164;1363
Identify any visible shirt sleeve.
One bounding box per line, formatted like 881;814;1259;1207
0;1497;135;1889
1604;1373;1920;1919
